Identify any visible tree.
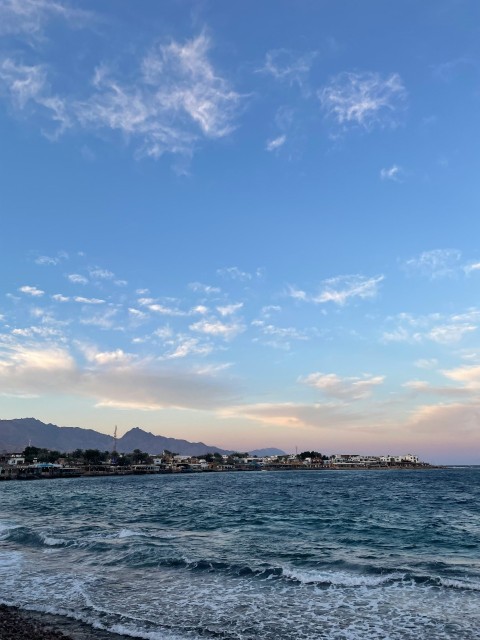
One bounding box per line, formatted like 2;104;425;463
84;449;102;464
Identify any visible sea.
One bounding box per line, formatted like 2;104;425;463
0;468;479;639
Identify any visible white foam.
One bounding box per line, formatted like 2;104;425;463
40;534;67;546
110;622;197;640
0;521;19;539
0;551;23;571
118;528;144;539
439;577;480;591
281;567;405;587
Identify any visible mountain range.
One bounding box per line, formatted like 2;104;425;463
0;418;285;457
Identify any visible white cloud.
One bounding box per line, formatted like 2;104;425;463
67;273;88;285
217;303;243;316
0;337;233;411
146;303;186;317
35;252;67;266
464;262;480;274
128;307;148;320
74;33;240;158
442;364;480;387
190;318;245;340
415;358;438;369
191;305;209;315
380;165;403;181
0;59;71;137
301;372;385;400
407;402;480;439
0;0;91;37
266;134;286;152
317;274;384;304
188;282;221;295
382;309;480;345
289;274;384;306
18;285;44;297
217;266;252;281
74;296;105;305
221;401;370;431
428;323;477;344
79;308;118;329
164;337;213;360
252;320;309;344
319;71;406;130
260;49;316;86
89;268;114;279
0;31;240;159
403;249;462;279
52;293;69;302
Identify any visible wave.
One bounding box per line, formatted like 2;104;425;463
437;577;480;591
4;523;479;594
280;567;406;587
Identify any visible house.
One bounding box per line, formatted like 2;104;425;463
7;454;25;466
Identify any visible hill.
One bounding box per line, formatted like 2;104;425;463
0;418;285;457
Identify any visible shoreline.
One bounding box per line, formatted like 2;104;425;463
0;605;127;640
0;464;444;482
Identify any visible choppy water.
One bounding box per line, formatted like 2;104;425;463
0;469;479;639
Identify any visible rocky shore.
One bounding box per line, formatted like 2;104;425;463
0;605;125;640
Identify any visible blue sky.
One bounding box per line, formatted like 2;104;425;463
1;0;480;462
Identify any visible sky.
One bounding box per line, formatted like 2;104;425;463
0;0;480;463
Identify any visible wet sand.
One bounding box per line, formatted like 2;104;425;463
0;605;126;640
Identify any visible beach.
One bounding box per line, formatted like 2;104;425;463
0;605;125;640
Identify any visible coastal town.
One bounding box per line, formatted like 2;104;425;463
0;447;433;480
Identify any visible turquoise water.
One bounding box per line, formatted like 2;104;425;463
0;469;479;639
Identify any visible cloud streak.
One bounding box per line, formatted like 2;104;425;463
288;274;384;306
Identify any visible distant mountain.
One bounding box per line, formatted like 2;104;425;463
249;448;286;457
0;418;111;452
116;426;229;456
0;418;285;457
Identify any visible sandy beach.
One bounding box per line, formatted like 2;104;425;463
0;605;125;640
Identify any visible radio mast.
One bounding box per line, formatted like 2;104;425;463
111;425;118;465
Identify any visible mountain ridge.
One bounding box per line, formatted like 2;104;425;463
0;418;285;457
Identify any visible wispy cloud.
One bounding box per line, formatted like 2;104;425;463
266;134;286;152
34;251;68;266
288;274;384;306
164;336;213;360
0;30;241;160
188;282;221;295
0;0;92;38
75;33;241;159
190;318;245;340
402;249;462;279
217;266;253;281
67;273;88;285
382;310;480;345
217;303;243;317
252;320;310;350
319;71;406;131
414;358;438;370
301;372;384;400
380;164;403;181
260;49;316;87
74;296;105;305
